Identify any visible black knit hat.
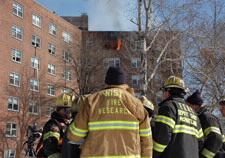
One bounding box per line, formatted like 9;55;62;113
105;66;125;85
186;89;204;106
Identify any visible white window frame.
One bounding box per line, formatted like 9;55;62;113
31;57;40;70
32;35;41;48
48;43;56;55
10;72;21;87
11;49;22;63
132;75;141;86
131;58;141;68
6;123;17;137
131;40;145;51
62;69;72;81
30;79;39;92
48;64;56;75
49;23;57;36
62;31;73;43
29;101;39;115
48;84;55;96
62;50;72;62
4;149;16;158
61;88;72;94
13;2;24;18
32;13;42;28
103;58;120;68
8;97;19;112
12;25;23;40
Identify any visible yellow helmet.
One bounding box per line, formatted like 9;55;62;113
162;76;186;90
55;93;73;108
140;96;154;111
71;94;90;112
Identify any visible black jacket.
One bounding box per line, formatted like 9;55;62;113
37;111;68;158
198;106;224;158
153;96;204;158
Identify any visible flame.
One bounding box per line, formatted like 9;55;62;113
116;39;122;51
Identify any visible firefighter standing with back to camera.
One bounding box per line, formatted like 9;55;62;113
153;76;204;158
67;66;153;158
187;90;225;158
36;94;73;158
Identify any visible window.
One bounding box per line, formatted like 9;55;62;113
46;106;55;117
135;93;141;98
48;84;55;96
61;88;72;94
48;43;56;55
13;2;23;18
132;75;141;86
29;102;38;114
48;64;56;75
30;79;39;92
8;97;19;112
32;35;41;48
12;25;23;40
49;23;57;36
11;49;22;63
4;149;16;158
131;40;145;51
62;69;72;81
32;13;42;28
131;58;141;68
86;40;93;50
62;50;72;62
6;123;17;137
103;58;120;68
10;72;21;87
31;57;40;70
62;31;73;43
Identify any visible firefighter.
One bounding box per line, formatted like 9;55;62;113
187;90;224;158
153;76;204;158
36;93;73;158
67;66;153;158
62;94;90;158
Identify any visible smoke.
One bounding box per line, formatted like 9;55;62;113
87;0;134;31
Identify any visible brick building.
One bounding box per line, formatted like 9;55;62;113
0;0;182;157
0;0;81;157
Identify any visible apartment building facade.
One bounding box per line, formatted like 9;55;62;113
0;0;81;157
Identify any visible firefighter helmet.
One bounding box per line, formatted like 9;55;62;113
162;76;186;90
140;96;154;111
71;94;90;112
55;93;73;108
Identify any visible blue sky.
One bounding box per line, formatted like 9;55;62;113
35;0;137;31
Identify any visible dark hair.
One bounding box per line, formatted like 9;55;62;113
165;88;186;96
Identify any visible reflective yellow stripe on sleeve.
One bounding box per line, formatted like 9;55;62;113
153;139;167;153
222;135;225;143
201;148;216;158
204;126;221;136
139;128;152;137
69;122;88;137
43;131;60;141
198;128;204;138
48;152;61;158
155;115;175;128
88;121;139;131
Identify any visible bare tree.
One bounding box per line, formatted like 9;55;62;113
183;0;225;110
0;64;55;158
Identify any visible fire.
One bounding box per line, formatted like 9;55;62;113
116;39;122;51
